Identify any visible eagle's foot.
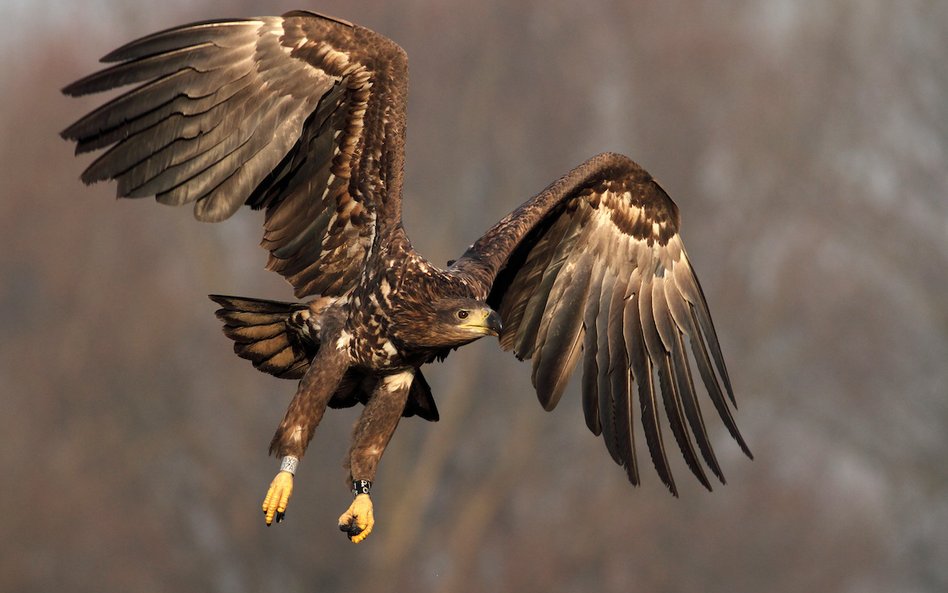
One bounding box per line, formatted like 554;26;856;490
338;494;374;543
262;471;294;525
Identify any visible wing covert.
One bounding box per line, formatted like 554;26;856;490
452;153;751;494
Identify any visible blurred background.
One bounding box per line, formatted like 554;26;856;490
2;0;946;591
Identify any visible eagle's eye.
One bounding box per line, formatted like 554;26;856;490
456;310;469;320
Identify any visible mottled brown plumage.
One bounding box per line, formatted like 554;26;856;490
62;10;749;542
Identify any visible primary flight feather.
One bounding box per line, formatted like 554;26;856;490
62;10;750;543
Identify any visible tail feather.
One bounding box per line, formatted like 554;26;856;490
210;294;314;380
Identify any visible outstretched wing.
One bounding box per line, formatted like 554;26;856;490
452;153;751;495
61;10;408;298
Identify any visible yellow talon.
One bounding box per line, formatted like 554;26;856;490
262;471;294;525
338;494;374;543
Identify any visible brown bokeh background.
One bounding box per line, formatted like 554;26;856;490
2;1;946;592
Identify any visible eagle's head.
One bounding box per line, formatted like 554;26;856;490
391;297;502;349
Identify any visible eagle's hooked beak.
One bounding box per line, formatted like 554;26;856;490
484;309;503;336
461;309;503;337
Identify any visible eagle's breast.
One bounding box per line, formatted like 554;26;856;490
342;242;412;369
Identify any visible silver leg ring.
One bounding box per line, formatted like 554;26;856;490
280;455;299;475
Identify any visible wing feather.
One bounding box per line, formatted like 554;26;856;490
83;87;247;187
531;222;586;364
672;252;752;457
72;65;258;155
662;261;725;481
600;268;638;474
671;319;724;482
580;261;605;436
508;214;578;358
112;82;286;197
627;291;673;492
595;271;619;463
496;213;570;350
650;274;710;490
99;20;264;63
673;253;737;405
126;94;287;199
65;39;258;96
606;272;635;479
453;153;749;491
532;254;593;410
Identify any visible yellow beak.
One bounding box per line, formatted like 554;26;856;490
460;309;503;336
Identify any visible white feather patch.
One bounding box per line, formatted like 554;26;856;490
383;370;414;392
336;330;353;350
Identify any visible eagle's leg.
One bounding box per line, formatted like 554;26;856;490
338;369;414;543
262;342;349;525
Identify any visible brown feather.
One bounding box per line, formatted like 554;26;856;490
606;272;636;482
580;261;605;436
493;212;570;349
511;215;581;359
595;271;619;464
533;254;593;410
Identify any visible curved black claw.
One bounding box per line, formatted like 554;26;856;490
338;520;363;537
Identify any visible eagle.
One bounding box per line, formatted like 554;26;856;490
61;10;750;544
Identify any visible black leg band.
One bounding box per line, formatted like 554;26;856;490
352;479;372;496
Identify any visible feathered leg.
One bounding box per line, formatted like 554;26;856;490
262;341;349;525
338;369;414;543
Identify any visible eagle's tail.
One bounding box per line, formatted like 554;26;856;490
209;295;315;380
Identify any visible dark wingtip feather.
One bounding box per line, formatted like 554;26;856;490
624;460;641;486
665;477;680;498
678;290;753;461
657;360;712;491
734;431;754;459
61;79;89;97
59;125;79;141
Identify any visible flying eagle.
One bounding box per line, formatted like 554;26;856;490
62;10;750;543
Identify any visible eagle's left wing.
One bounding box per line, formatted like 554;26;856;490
452;153;751;495
62;11;408;298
